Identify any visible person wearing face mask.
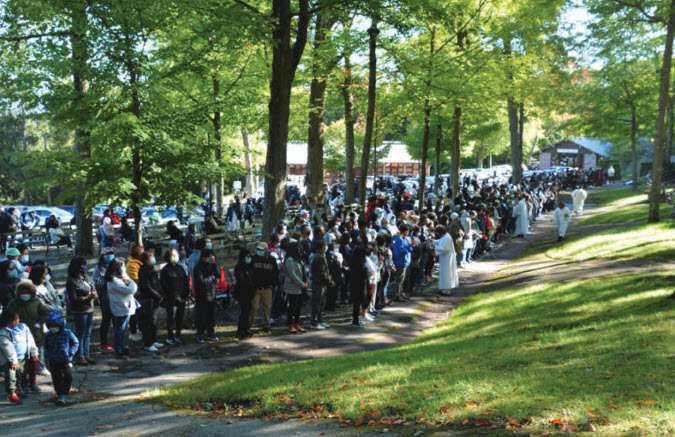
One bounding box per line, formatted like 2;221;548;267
43;311;78;405
250;242;280;332
325;242;343;312
92;251;115;352
5;280;49;393
4;247;28;279
193;249;219;343
125;245;144;342
105;258;138;360
0;260;20;311
160;249;190;345
28;264;60;376
309;240;334;330
234;248;256;338
137;251;164;352
65;256;97;366
188;238;211;290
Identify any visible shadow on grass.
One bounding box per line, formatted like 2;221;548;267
150;271;675;435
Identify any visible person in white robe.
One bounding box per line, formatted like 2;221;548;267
513;197;529;237
571;187;587;215
433;225;458;295
551;201;572;241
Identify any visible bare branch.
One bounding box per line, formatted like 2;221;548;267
0;31;70;42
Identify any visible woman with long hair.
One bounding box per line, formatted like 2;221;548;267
105;258;138;360
65;256;97;366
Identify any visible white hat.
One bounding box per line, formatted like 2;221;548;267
450;212;458;220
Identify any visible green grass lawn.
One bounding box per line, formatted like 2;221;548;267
546;222;675;262
586;187;647;207
149;270;675;436
578;203;672;225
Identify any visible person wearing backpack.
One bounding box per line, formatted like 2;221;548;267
43;312;78;405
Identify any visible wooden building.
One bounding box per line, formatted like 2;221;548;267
536;138;611;170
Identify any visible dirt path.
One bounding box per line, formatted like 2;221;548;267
0;212;558;437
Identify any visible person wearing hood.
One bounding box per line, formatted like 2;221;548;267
5;279;49;393
234;248;256;338
43;312;78;405
0;259;19;310
160;248;190;345
0;308;38;405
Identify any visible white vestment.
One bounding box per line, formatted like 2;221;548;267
571;189;587;215
552;206;572;237
514;199;529;236
433;233;459;290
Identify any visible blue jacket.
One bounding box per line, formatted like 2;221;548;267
43;312;79;364
392;234;413;267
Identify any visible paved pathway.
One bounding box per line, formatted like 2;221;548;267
0;211;558;437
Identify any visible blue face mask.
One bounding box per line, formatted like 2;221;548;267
19;294;31;302
20;255;30;263
45;274;51;282
49;327;59;334
245;257;252;264
205;242;213;250
256;249;265;257
104;254;115;262
150;257;156;266
8;269;17;278
80;267;87;276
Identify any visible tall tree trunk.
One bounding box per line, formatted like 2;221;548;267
243;128;255;197
665;86;675;179
434;123;442;195
649;3;675;222
358;18;379;210
263;0;310;238
343;54;356;205
21;102;29;206
504;38;523;184
419;99;431;211
70;1;94;257
418;26;435;212
527;134;539;165
507;96;522;183
631;106;639;192
306;14;337;208
213;75;224;217
476;142;484;169
451;104;461;197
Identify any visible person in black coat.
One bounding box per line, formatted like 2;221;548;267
0;260;19;310
193;249;219;343
349;245;368;327
137;251;163;352
160;248;190;345
234;248;255;339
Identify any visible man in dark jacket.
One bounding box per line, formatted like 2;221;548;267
193;249;219;343
310;240;333;329
249;242;279;332
137;252;163;351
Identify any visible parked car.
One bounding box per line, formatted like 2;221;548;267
24;206;74;227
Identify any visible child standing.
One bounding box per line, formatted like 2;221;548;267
43;312;79;405
0;309;38;405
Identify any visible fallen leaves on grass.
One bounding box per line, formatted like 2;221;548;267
607;403;618;409
636;399;657;405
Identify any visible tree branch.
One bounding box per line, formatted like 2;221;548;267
0;31;70;41
612;0;662;23
230;0;264;16
292;0;310;69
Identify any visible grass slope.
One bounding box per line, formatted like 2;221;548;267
579;203;672;225
587;187;647;207
150;274;675;436
546;221;675;262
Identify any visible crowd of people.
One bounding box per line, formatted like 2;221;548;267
0;166;598;407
